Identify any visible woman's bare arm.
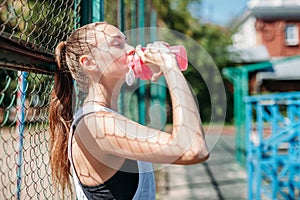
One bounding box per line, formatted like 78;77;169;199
75;42;209;165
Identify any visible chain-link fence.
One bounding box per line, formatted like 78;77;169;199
0;0;80;199
1;0;79;53
0;0;164;198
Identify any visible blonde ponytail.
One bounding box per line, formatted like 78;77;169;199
49;41;74;194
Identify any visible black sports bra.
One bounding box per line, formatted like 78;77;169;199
70;106;139;199
69;105;155;199
79;159;139;200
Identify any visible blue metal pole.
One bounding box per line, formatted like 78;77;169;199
245;100;253;200
256;102;263;200
16;71;27;200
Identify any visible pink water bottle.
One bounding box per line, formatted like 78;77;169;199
128;45;188;80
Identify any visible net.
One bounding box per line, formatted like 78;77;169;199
0;0;80;199
0;0;81;72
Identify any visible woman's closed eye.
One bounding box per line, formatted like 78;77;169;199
110;38;126;49
113;42;125;48
110;34;127;49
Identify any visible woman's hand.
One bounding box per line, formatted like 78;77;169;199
135;42;177;81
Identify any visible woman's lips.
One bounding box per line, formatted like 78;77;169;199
127;50;135;63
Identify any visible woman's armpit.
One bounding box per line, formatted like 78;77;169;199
75;111;183;163
75;111;206;165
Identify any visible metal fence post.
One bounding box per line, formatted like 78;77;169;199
118;0;125;114
222;61;273;165
16;72;27;200
137;0;146;125
81;0;105;26
149;8;167;130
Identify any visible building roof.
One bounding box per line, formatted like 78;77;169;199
248;0;300;9
249;0;300;19
251;6;300;19
230;0;300;30
257;56;300;84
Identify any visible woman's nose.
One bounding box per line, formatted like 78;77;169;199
125;44;135;55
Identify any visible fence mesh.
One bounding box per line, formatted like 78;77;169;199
0;0;79;54
0;0;80;199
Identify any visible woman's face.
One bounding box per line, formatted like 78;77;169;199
91;24;134;79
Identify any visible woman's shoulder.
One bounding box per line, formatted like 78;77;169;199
74;104;123;138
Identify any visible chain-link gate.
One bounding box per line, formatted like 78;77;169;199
0;0;80;199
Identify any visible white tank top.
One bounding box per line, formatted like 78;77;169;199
67;104;156;199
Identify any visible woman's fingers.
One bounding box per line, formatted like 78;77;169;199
151;70;163;82
135;42;176;71
135;44;146;62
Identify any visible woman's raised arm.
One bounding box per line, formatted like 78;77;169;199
74;41;209;166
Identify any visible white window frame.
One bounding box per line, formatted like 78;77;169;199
285;24;299;46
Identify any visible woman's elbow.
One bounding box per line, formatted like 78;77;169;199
174;150;210;165
186;151;210;165
184;140;210;164
198;152;210;163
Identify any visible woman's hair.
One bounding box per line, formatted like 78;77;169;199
49;22;107;193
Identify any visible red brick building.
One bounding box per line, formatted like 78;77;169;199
254;13;300;57
231;0;300;59
228;0;300;93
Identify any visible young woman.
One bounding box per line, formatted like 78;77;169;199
49;22;209;200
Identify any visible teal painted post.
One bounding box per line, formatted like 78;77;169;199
234;70;244;164
128;0;140;122
99;0;105;21
80;0;91;25
118;0;125;114
81;0;104;26
74;0;80;29
118;0;125;31
222;61;273;165
222;67;248;165
92;0;104;22
239;69;249;164
137;0;146;125
150;10;157;41
80;0;92;25
92;0;99;22
149;9;167;130
131;0;136;32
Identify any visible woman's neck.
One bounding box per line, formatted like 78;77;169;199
85;80;123;110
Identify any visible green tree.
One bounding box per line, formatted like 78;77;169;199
102;0;234;123
151;0;233;123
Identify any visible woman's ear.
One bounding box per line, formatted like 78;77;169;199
79;55;91;66
79;55;99;71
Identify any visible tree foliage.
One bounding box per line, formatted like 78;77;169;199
0;0;234;123
151;0;234;123
104;0;234;123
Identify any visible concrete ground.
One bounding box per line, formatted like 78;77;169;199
156;127;248;200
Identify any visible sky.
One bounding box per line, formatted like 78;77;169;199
190;0;249;26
